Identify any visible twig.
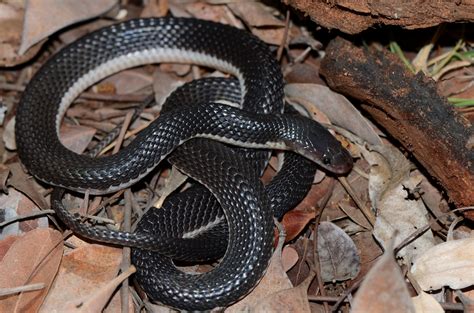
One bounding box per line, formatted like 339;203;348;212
308;295;346;303
393;224;430;255
120;190;133;313
313;207;330;313
113;111;134;154
0;210;55;228
277;11;290;62
84;215;116;225
338;177;375;226
0;283;45;297
99;122;152;155
330;278;363;312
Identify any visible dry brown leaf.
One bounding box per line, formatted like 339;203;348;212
0;189;23;239
20;0;118;54
0;235;18;262
140;0;169;18
7;163;48;210
58;18;113;46
59;124;96;154
251;28;287;46
437;67;474;99
0;1;43;66
227;1;284;27
350;231;383;284
99;69;153;95
2;117;15;150
412;291;444;313
351;248;416;313
0;228;63;312
282;209;315;242
285;83;382;145
40;244;123;312
185;2;232;25
411;238;474;291
226;233;293;312
62;266;136;313
364;145;435;265
66;106;125;122
317;221;360;282
0;164;10;193
0;189;49;239
282;246;299;272
153;70;185;109
251;270;314;313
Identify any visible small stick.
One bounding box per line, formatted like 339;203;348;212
120;190;133;313
0;283;45;297
0;210;55;228
338;176;375;226
113;111;134;154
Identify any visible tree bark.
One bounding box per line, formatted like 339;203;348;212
284;0;474;34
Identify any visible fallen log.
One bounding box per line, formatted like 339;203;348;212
319;37;474;207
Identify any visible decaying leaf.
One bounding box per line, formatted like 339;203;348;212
40;245;123;312
185;2;234;25
59;124;96;154
412;291;444;313
411;238;474;291
0;1;43;66
226;232;294;312
0;235;17;262
7;163;48;211
285;83;383;146
62;266;136;313
99;69;153;95
251;270;314;313
351;248;416;313
0;228;63;312
0;189;49;239
153;70;185;110
317;221;360;282
2;117;15;150
0;164;9;193
227;1;285;28
364;145;435;265
281;246;299;272
282;209;315;243
20;0;118;54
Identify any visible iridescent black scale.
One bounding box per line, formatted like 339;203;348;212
17;18;352;310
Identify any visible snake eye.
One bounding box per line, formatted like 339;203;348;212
322;156;332;165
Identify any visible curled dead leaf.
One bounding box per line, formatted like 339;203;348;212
226;230;293;312
0;228;63;312
411;238;474;291
351;248;416;313
317;221;360;282
40;245;123;312
364;145;435;265
412;291;444;313
20;0;118;54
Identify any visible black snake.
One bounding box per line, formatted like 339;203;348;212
15;17;352;310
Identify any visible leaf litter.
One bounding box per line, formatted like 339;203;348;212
0;0;473;312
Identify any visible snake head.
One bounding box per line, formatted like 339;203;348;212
282;117;353;174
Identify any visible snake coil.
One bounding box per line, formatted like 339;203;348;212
16;17;352;310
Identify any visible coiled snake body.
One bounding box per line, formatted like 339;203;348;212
15;18;352;310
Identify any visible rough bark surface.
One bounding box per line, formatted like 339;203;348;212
319;37;474;207
284;0;474;34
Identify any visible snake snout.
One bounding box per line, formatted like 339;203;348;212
284;118;353;175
